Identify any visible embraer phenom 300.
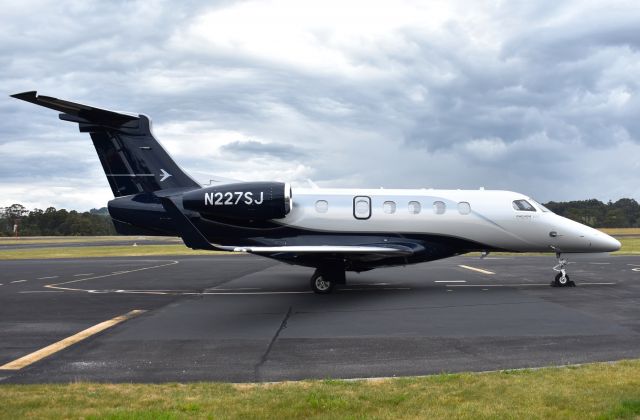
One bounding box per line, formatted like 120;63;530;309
12;92;621;293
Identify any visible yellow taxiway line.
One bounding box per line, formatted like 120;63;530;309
0;310;146;371
458;265;495;275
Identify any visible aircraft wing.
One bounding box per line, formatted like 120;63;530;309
159;197;421;258
220;245;415;256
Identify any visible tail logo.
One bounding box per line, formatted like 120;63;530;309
106;169;172;182
160;169;172;182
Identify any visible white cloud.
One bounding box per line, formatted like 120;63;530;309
1;0;640;210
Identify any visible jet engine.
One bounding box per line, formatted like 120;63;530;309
182;182;292;220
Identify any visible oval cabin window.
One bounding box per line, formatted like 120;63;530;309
383;201;396;214
315;200;328;213
433;201;446;214
458;202;471;215
408;201;421;214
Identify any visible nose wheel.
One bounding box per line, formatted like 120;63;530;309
551;253;575;287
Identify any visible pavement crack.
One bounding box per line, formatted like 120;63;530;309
254;306;292;382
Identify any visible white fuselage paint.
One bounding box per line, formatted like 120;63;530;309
277;188;621;253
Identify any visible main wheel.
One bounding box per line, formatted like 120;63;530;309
310;270;334;294
554;272;570;287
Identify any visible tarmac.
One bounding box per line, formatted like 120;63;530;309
0;254;638;383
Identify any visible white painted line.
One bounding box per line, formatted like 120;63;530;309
458;265;495;275
73;273;94;277
0;310;146;370
53;287;411;296
589;262;611;265
19;291;66;294
632;268;640;272
340;288;410;291
45;261;180;292
210;287;262;291
434;280;466;283
10;280;27;284
200;291;313;295
446;282;616;287
37;276;58;280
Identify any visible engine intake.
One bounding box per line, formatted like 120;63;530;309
182;182;292;220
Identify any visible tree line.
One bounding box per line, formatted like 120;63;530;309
1;198;639;236
544;198;640;228
1;204;116;236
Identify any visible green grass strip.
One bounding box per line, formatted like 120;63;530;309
0;360;638;419
1;237;639;260
0;244;230;260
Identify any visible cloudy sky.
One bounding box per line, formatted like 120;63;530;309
1;0;639;211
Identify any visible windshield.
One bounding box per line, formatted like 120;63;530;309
530;199;552;213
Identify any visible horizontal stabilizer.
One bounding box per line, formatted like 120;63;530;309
11;91;137;126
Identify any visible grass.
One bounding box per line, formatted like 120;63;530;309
0;236;179;245
614;237;640;254
0;244;231;260
0;360;639;419
599;228;640;236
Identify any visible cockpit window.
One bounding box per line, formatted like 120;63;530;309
512;199;536;212
530;199;551;212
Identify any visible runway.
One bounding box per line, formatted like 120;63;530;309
0;254;639;383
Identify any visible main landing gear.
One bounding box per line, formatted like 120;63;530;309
551;252;575;287
310;266;346;294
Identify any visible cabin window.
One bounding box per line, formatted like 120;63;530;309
354;197;371;219
383;201;396;214
512;199;536;212
433;201;446;214
408;201;421;214
315;200;328;213
458;202;471;215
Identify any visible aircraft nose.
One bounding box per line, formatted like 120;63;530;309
592;232;621;252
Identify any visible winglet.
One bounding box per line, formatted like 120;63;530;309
10;91;38;101
159;197;222;251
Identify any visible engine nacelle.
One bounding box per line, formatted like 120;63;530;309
182;182;292;220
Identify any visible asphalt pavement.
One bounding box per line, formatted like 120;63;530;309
0;254;638;383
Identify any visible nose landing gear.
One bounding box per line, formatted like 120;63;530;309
551;252;575;287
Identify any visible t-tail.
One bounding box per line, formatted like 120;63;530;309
11;91;200;196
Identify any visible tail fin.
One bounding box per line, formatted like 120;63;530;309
11;91;200;197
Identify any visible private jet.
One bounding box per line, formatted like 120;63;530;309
11;91;621;293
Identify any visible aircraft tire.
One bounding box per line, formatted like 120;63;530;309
554;273;570;287
311;270;334;294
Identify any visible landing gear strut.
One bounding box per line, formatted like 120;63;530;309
310;266;345;294
551;252;575;287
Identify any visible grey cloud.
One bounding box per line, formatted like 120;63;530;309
219;140;308;160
